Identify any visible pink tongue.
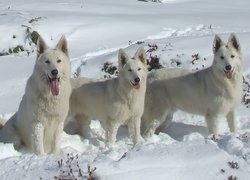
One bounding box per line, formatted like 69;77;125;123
226;72;233;79
133;84;140;90
50;79;59;96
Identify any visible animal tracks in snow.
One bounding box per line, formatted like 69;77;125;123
147;24;216;40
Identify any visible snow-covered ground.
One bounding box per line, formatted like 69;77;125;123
0;0;250;179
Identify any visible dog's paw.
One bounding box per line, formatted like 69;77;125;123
105;141;116;149
134;135;145;145
53;148;62;155
142;129;155;139
208;134;222;142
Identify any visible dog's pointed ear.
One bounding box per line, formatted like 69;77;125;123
118;48;129;67
37;35;48;58
135;47;146;65
56;35;69;57
213;34;223;53
228;33;241;53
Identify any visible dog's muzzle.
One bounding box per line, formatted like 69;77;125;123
130;77;140;90
48;69;60;96
224;65;234;79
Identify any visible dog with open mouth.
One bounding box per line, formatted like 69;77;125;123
141;33;243;137
67;47;147;145
0;35;71;154
48;69;60;96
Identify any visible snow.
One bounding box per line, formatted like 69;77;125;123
0;0;250;179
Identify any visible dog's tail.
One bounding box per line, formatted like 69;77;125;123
0;113;17;129
0;117;6;129
0;119;3;129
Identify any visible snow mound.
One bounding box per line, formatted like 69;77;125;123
0;143;21;159
218;132;250;163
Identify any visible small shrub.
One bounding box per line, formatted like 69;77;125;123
242;75;250;108
228;161;239;169
0;52;9;56
228;175;237;180
170;58;182;66
0;16;44;57
101;62;118;78
12;45;24;53
191;53;200;64
0;45;25;56
147;54;162;71
28;17;45;24
30;31;40;45
138;0;162;3
118;152;127;161
146;44;158;53
136;41;144;45
54;153;98;180
220;169;225;173
86;165;97;180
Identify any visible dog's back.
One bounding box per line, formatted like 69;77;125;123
147;68;193;83
70;78;116;120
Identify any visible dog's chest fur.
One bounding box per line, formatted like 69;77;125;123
27;78;71;124
108;80;146;123
205;71;242;114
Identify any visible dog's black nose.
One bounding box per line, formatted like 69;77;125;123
51;69;58;76
225;65;232;71
134;77;140;83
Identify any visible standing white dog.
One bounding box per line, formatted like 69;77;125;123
69;47;147;144
142;33;243;137
0;35;71;154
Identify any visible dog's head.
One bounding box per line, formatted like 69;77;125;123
35;35;70;96
118;47;147;90
213;33;242;80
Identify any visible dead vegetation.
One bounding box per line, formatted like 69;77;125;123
101;62;118;79
0;17;43;56
54;154;98;180
228;161;239;169
138;0;163;3
242;75;250;108
228;175;237;180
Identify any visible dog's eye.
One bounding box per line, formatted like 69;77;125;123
45;60;50;64
57;59;62;63
128;69;132;72
231;55;235;58
138;68;141;71
220;56;224;59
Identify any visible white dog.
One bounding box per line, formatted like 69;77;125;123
0;35;72;154
68;47;147;144
147;68;193;83
142;33;243;137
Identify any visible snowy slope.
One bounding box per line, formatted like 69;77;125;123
0;0;250;179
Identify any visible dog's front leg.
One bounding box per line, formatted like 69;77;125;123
105;120;119;145
156;112;174;134
32;122;45;155
142;117;163;139
52;121;64;154
74;114;91;138
226;110;236;133
205;113;219;135
128;117;143;144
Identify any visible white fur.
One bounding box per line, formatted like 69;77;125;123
147;68;193;83
68;47;147;144
0;35;72;154
142;33;243;137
